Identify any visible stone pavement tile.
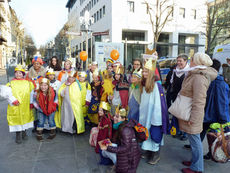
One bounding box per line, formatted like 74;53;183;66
0;160;34;173
32;157;78;173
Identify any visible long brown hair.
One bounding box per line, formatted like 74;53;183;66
36;83;53;101
140;68;155;93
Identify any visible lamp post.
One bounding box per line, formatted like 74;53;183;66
79;11;94;70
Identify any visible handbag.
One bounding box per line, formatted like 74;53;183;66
168;94;192;121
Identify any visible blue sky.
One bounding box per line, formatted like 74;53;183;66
10;0;68;47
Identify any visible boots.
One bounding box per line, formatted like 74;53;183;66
15;132;22;144
141;150;152;160
147;150;160;165
47;129;56;140
22;130;28;140
36;130;43;141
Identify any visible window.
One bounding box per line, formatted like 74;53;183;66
100;8;102;19
191;9;196;19
122;31;145;41
91;0;93;8
94;13;96;22
97;11;99;21
179;8;185;18
127;1;134;13
103;6;105;16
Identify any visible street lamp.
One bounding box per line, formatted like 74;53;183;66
79;10;94;69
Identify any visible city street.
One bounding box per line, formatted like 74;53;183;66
0;79;229;173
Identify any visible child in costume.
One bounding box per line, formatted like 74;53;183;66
46;68;61;92
139;57;169;165
101;70;114;102
128;69;142;122
78;71;91;125
57;71;85;134
32;78;58;141
88;69;102;125
95;101;112;153
109;65;129;115
57;58;75;84
6;65;34;144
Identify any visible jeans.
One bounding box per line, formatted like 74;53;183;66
102;143;117;164
187;134;203;172
37;111;56;130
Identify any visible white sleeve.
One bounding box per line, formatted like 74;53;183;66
0;85;17;105
86;89;92;102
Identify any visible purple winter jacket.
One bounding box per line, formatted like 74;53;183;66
107;120;141;173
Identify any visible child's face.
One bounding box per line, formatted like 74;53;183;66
142;68;149;79
40;83;49;92
67;76;75;84
15;71;23;79
98;107;104;116
131;75;140;84
48;74;55;81
107;66;113;73
93;75;99;82
115;74;121;81
79;76;86;82
114;113;125;123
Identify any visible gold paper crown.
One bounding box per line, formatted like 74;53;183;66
119;108;127;117
106;58;114;64
46;68;55;75
115;65;123;74
15;64;25;73
68;70;76;77
93;68;99;76
40;78;50;85
133;69;142;78
65;58;73;64
145;48;156;55
144;58;156;71
99;101;111;111
78;71;87;78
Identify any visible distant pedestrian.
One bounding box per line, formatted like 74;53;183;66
6;65;34;144
178;52;217;173
222;57;230;86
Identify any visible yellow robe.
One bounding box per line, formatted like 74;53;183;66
79;82;91;117
7;80;34;127
56;82;85;134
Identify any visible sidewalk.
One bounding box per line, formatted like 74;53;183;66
0;99;229;173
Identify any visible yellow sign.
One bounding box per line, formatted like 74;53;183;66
217;48;223;52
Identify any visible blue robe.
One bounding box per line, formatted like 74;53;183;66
128;86;141;122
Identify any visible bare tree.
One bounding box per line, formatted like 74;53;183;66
204;0;230;55
143;0;174;49
24;34;36;64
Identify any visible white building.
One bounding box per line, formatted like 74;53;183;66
66;0;207;66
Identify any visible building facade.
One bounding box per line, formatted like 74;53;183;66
66;0;207;66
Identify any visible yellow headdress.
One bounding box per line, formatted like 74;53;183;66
99;101;111;111
46;68;55;75
78;71;87;78
144;58;156;71
40;78;50;85
115;65;123;74
15;64;25;73
133;69;142;78
68;70;76;77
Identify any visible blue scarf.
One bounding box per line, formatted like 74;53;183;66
113;121;123;130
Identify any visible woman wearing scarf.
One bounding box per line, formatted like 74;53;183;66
166;54;190;140
178;52;217;173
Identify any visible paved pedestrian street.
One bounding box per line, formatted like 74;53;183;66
0;100;229;173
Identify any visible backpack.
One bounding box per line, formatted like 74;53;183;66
130;119;149;142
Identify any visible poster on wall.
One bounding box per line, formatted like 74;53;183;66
95;42;124;71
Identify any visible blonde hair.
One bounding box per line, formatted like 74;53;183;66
141;68;155;93
36;82;52;101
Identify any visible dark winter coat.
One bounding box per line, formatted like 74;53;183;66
107;120;141;173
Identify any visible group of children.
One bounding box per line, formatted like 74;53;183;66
1;53;169;172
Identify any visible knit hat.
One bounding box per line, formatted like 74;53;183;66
193;52;213;67
32;56;43;65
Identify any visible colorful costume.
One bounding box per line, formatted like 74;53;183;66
57;78;85;134
6;79;34;132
